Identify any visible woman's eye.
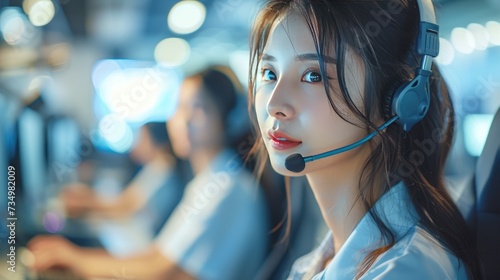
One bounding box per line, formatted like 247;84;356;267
261;69;276;81
302;71;322;83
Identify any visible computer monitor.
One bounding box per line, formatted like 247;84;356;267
16;108;48;239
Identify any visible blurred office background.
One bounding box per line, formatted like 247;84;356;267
0;0;499;277
0;0;262;248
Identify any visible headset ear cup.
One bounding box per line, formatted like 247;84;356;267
392;75;431;131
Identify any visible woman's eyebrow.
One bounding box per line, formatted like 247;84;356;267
296;53;337;64
260;53;336;64
261;54;276;61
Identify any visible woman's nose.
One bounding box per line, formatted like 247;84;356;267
266;81;295;120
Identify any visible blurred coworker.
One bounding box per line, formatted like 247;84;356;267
61;122;188;234
28;66;269;280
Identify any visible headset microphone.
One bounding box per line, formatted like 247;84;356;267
285;116;399;173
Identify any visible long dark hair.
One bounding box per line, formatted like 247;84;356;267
247;0;483;279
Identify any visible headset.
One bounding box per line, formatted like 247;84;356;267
285;0;440;173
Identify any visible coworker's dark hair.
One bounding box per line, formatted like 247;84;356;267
191;65;254;150
144;122;171;149
196;66;239;129
247;0;483;279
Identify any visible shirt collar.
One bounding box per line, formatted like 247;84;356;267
317;181;419;279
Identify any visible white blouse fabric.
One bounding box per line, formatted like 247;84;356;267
288;181;468;280
96;160;183;257
155;149;268;280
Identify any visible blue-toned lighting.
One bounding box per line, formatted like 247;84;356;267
463;114;494;157
91;59;181;125
98;114;134;153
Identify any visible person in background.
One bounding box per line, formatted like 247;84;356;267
55;122;189;256
62;122;188;227
28;66;269;280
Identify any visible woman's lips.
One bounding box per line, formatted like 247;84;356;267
268;130;302;150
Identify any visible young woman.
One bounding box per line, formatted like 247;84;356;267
28;66;269;280
248;0;483;279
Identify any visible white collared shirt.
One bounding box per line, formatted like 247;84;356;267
155;149;268;280
288;182;468;280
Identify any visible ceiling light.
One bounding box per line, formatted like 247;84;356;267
451;27;476;54
168;1;206;34
435;38;455;65
154;38;190;67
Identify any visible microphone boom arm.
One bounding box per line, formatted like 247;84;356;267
304;116;400;163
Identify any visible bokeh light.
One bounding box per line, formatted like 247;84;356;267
463;114;495;157
485;21;500;46
92;60;182;131
435;38;455;65
451;27;476;54
154;38;190;67
26;0;55;27
98;114;134;153
467;23;489;51
168;1;206;34
0;7;36;45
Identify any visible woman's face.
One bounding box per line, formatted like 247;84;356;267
167;77;224;159
255;13;368;176
130;127;155;164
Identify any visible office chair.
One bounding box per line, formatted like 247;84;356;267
254;176;322;280
474;107;500;279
